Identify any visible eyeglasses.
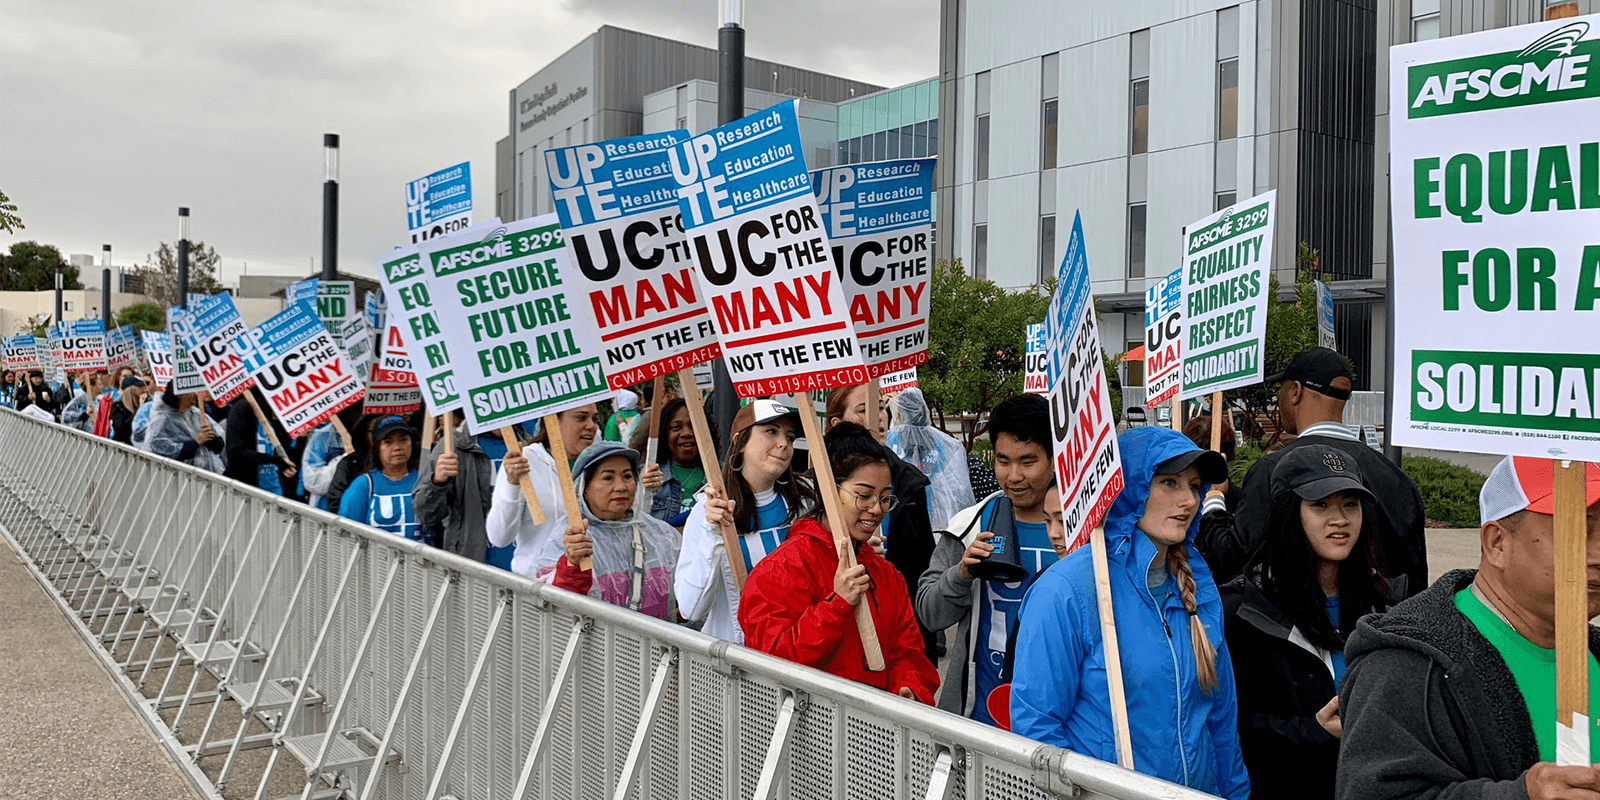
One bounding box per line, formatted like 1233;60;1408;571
839;486;899;513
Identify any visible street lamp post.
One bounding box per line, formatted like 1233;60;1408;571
101;244;112;328
322;133;340;280
54;265;63;323
710;0;747;449
178;207;191;308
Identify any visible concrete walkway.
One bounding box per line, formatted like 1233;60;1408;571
0;537;199;800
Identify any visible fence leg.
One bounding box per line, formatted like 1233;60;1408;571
107;482;192;661
136;500;234;687
611;649;678;800
923;746;957;800
294;556;405;798
86;471;171;629
155;502;264;706
355;576;454;800
510;619;589;800
422;592;511;800
752;691;801;800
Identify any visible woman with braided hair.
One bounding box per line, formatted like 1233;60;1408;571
1009;426;1249;798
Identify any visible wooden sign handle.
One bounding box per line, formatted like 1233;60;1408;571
1170;397;1181;431
1090;525;1135;769
421;414;439;452
1209;391;1224;453
1553;459;1590;766
499;426;546;526
330;414;355;454
794;390;886;672
677;368;748;590
865;378;884;442
242;391;287;458
543;413;590;571
637;375;666;513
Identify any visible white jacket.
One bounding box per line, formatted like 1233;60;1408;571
674;489;804;643
485;441;566;580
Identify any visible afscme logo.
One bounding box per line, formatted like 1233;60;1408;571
1408;22;1597;117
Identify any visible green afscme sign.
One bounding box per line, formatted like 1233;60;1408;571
1407;22;1599;118
1412;349;1600;434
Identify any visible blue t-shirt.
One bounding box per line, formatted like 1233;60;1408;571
256;425;283;496
475;434;516;571
339;470;423;542
972;517;1058;725
1326;595;1346;684
736;491;791;573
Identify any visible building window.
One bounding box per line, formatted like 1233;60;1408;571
1217;60;1239;140
1412;0;1440;41
973;224;989;279
1216;191;1237;211
1041;99;1059;170
1038;215;1057;284
976;70;991;181
1041;52;1059;171
1131;29;1151;156
1125;341;1146;386
1127;203;1147;279
1546;0;1580;19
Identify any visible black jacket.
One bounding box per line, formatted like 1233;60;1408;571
1337;569;1600;800
414;425;496;562
110;401;137;444
885;451;939;660
1199;431;1428;596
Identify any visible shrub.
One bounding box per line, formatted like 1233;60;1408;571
970;438;993;467
1229;440;1266;487
1402;456;1486;527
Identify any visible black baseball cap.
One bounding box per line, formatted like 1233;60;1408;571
1265;347;1353;400
1270;446;1374;503
120;376;145;390
1154;449;1229;484
370;415;417;443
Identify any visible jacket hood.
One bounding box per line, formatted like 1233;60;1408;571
892;388;932;427
1105;427;1213;547
572;440;644;526
1345;569;1474;671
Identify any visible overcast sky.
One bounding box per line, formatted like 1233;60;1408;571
0;0;938;287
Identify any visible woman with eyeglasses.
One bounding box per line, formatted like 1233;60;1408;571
675;400;810;642
739;422;940;703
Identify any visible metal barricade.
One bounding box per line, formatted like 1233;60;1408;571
0;408;1211;800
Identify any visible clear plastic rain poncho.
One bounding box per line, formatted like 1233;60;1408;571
144;396;227;474
886;388;975;531
531;444;683;621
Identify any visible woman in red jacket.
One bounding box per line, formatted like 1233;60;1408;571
739;421;940;703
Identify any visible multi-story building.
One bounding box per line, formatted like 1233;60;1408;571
495;25;881;224
935;0;1595;391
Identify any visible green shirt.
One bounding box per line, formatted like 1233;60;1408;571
1455;586;1600;762
670;462;705;513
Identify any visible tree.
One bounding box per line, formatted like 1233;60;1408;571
923;259;1051;446
0;189;22;233
0;241;81;292
116;302;167;332
21;313;51;336
1223;241;1323;446
135;241;223;308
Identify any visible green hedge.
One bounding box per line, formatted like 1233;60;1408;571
1402;455;1486;527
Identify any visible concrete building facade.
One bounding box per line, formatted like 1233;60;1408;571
935;0;1595;390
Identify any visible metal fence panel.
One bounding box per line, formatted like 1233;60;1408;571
0;409;1217;800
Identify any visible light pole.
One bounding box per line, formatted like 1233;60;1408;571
101;244;112;328
54;264;63;323
710;0;746;450
178;207;191;308
322;133;340;280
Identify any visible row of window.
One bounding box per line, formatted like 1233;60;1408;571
837;121;938;166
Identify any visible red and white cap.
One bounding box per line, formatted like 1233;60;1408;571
1479;456;1600;523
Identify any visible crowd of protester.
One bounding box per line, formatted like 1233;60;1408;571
15;345;1600;799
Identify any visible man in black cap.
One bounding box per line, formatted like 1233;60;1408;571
1197;346;1428;596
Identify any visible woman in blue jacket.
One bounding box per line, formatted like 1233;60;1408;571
1010;426;1249;798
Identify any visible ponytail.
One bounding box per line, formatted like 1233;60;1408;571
1167;546;1219;694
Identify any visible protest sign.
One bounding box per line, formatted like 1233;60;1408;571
165;308;206;395
671;101;867;396
810;158;935;377
364;319;421;415
407;161;474;245
1144;267;1185;407
879;367;918;393
423;214;609;435
1024;323;1049;395
1178;191;1276;399
286;278;318;306
179;292;253;404
106;325;139;371
1314;279;1336;351
1390;16;1600;462
4;335;41;372
1046;213;1125;552
338;315;375;386
364;290;386;336
546;131;724;389
317;281;355;337
142;331;174;390
60;319;109;372
236;301;364;437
